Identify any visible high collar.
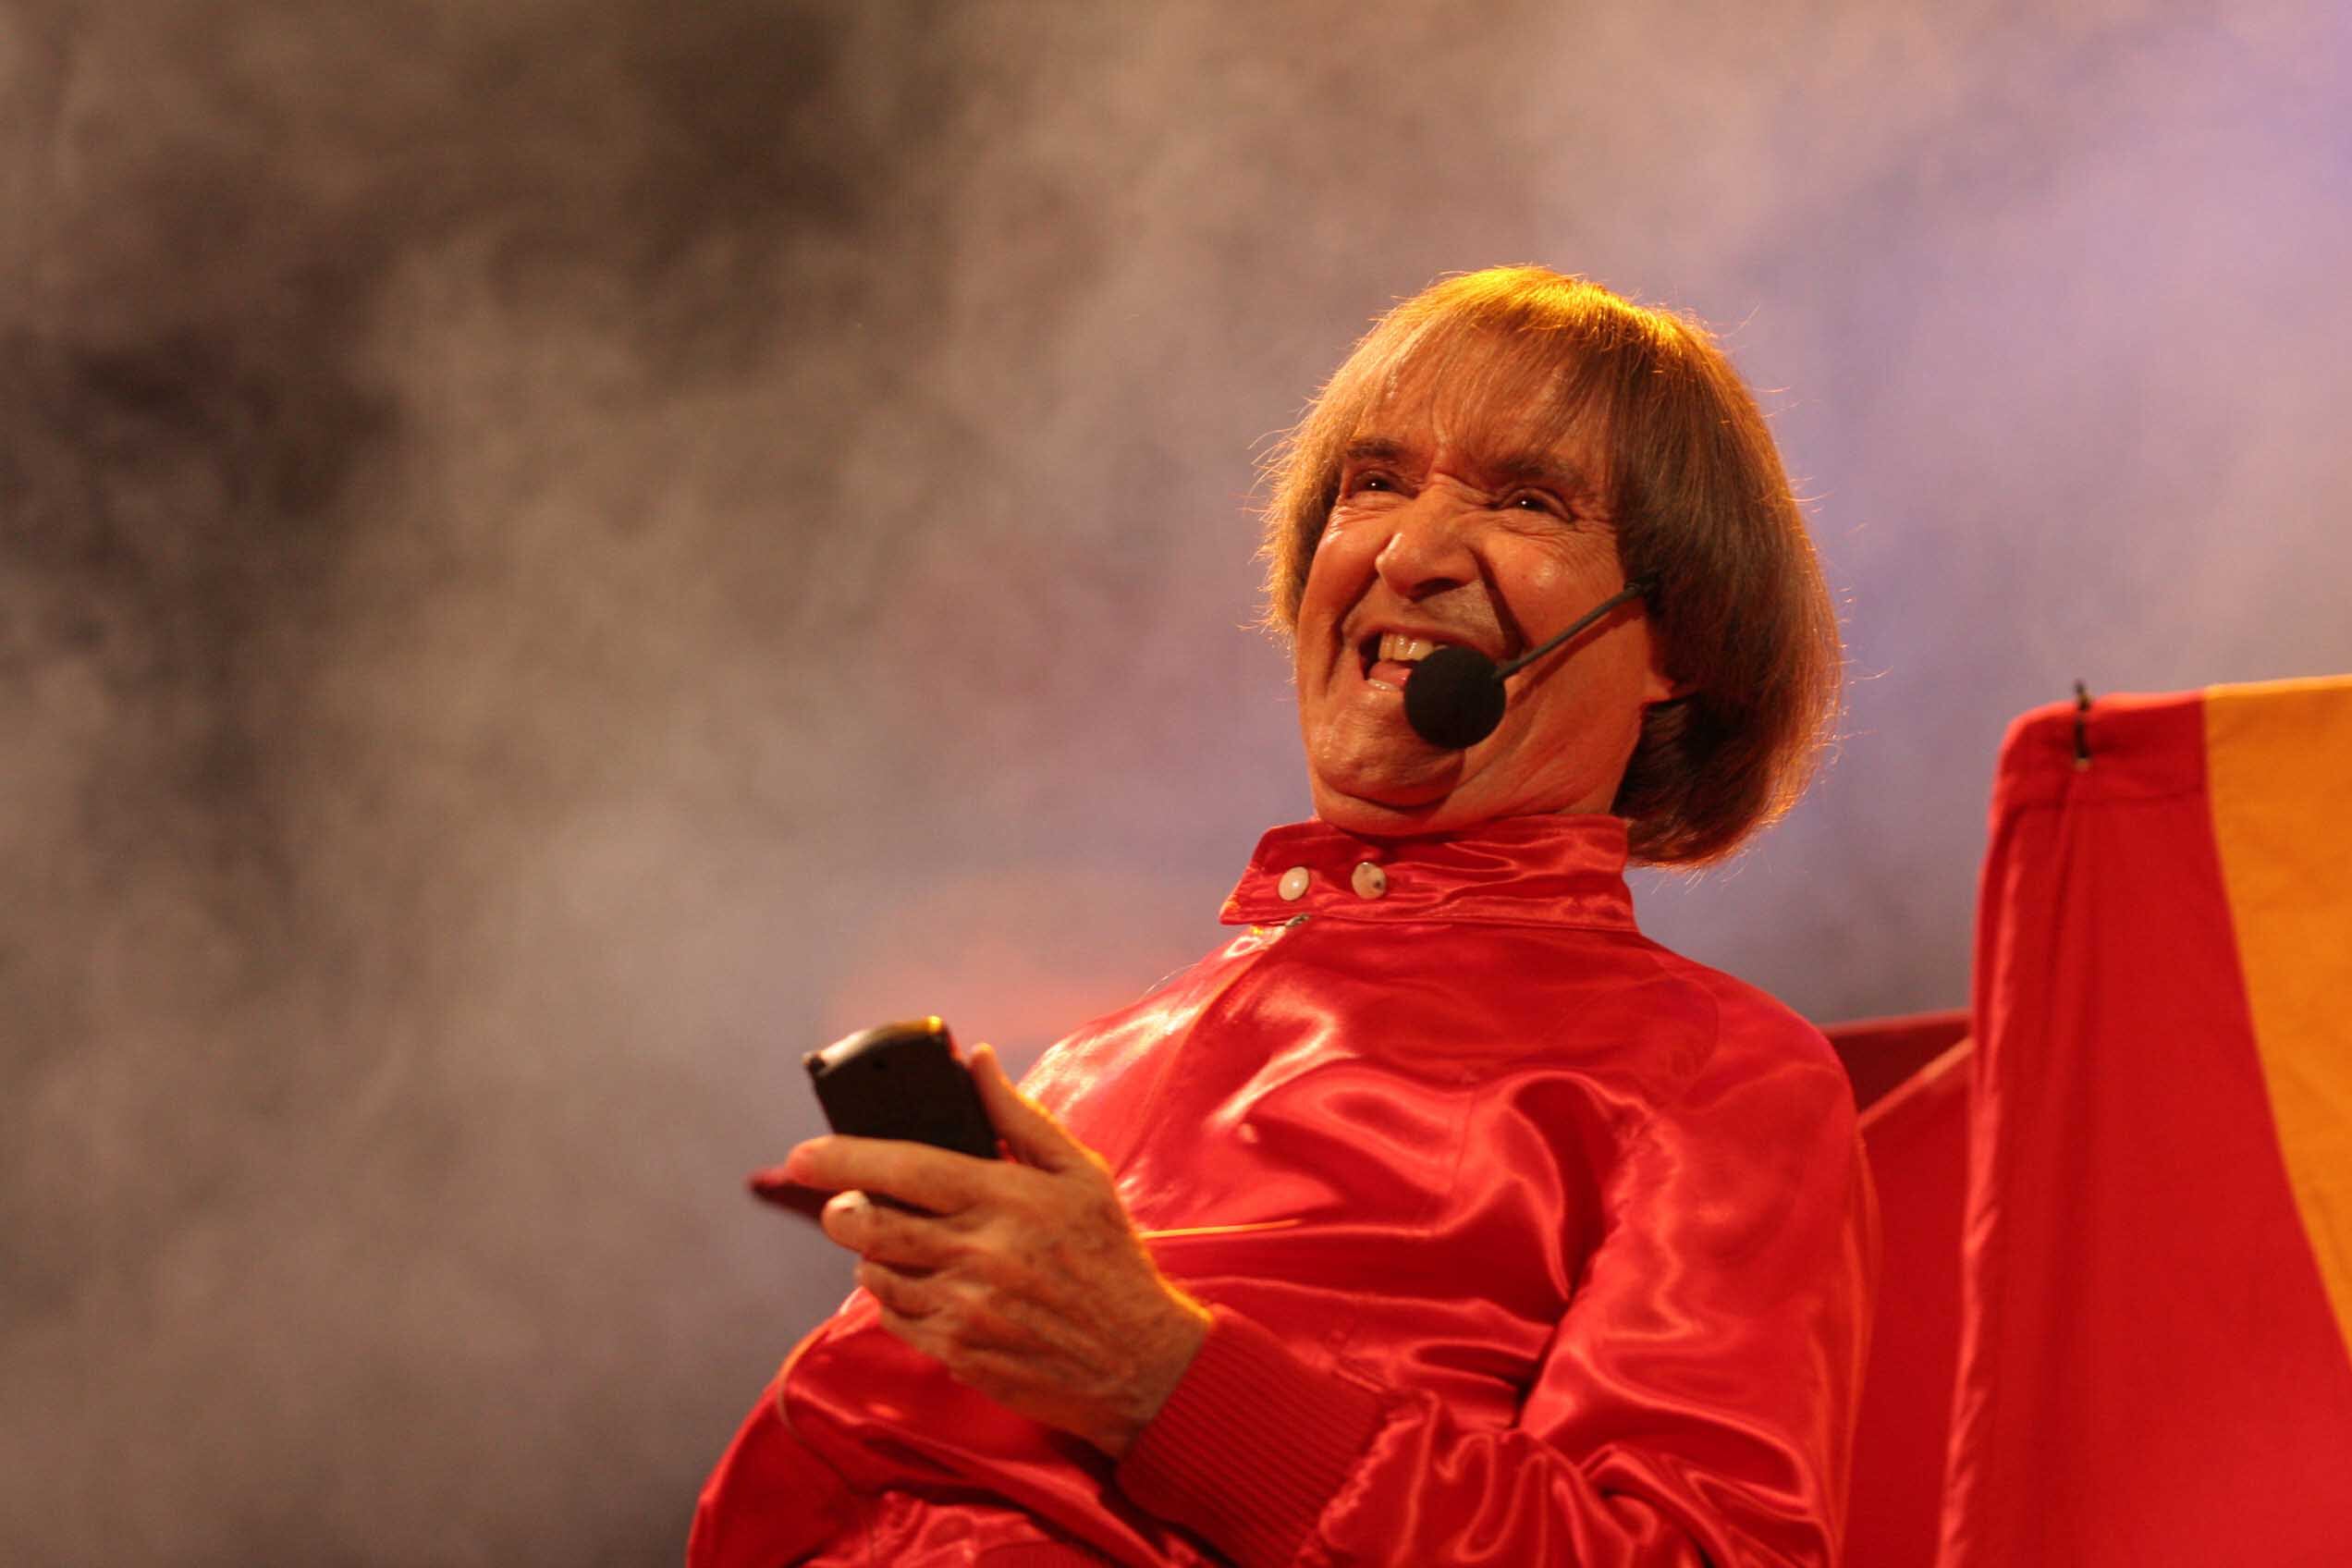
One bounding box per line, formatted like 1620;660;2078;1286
1219;815;1639;931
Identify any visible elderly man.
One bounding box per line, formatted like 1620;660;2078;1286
692;267;1870;1566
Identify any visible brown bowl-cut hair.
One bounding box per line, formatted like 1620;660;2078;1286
1260;266;1841;865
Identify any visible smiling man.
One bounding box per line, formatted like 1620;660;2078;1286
692;268;1870;1568
1294;362;1672;829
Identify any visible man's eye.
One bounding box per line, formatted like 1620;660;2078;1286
1508;492;1562;515
1349;472;1397;494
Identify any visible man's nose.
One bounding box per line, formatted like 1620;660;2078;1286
1372;489;1483;601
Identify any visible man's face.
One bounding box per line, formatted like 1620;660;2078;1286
1292;349;1673;837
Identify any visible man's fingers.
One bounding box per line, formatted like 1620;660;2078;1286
971;1043;1083;1172
746;1166;832;1222
819;1191;964;1269
787;1134;993;1214
857;1257;942;1320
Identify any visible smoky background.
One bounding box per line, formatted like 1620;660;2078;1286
3;1;2346;1562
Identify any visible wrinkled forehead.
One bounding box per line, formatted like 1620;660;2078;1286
1340;317;1612;481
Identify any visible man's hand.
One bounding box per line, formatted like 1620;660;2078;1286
767;1043;1211;1458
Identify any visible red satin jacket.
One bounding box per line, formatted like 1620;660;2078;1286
692;815;1877;1566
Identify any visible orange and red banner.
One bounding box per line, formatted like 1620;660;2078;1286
1942;677;2352;1565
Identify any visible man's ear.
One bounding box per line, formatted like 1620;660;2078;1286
1638;639;1683;708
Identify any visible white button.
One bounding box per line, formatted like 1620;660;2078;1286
1351;862;1388;900
1277;865;1311;900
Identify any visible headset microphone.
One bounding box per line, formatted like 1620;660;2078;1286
1402;577;1658;751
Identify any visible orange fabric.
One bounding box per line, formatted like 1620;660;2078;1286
1942;688;2352;1566
2204;675;2352;1360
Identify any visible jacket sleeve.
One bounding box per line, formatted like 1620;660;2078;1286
687;1333;861;1568
1115;1050;1878;1567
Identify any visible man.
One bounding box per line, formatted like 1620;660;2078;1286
693;267;1870;1566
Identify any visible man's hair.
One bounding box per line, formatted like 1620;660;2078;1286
1259;266;1841;865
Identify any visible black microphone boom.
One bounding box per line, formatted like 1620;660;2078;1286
1401;577;1657;750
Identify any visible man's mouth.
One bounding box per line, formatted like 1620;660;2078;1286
1360;631;1446;689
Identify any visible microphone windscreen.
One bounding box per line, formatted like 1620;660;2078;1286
1404;645;1506;750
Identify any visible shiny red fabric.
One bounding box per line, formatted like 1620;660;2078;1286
692;815;1876;1566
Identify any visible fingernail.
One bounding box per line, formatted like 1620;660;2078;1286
824;1190;868;1221
747;1164;795;1194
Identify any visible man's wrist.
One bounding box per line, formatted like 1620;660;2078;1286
1114;1305;1388;1565
1098;1289;1213;1457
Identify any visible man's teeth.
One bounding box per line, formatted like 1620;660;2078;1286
1378;633;1438;664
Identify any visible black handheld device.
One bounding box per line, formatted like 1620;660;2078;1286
803;1015;1001;1161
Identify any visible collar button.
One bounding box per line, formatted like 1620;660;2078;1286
1277;865;1311;900
1351;861;1389;900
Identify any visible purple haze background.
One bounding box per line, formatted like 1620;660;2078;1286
4;1;2348;1562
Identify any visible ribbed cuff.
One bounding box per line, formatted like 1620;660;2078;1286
973;1547;1119;1566
1114;1308;1386;1568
